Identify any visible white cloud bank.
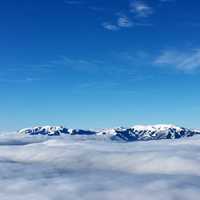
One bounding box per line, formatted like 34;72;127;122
0;133;200;200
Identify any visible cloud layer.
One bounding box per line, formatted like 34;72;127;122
0;133;200;200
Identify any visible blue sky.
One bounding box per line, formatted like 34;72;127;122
0;0;200;130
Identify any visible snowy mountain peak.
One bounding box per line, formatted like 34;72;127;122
131;124;182;131
18;126;68;136
18;124;200;142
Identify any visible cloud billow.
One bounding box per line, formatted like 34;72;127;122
0;133;200;200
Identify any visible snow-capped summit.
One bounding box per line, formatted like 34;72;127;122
125;124;196;141
18;126;96;136
131;124;181;131
18;124;200;142
18;126;68;136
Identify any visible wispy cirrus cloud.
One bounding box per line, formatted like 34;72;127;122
130;1;153;18
63;0;175;31
154;49;200;72
113;48;200;74
117;15;134;28
102;15;134;31
102;1;154;31
64;0;152;31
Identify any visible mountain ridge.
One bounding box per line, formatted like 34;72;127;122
18;124;200;142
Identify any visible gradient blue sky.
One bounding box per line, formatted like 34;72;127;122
1;0;200;131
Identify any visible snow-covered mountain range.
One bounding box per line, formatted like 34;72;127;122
18;124;200;142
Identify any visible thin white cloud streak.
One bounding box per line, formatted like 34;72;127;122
0;133;200;200
154;49;200;72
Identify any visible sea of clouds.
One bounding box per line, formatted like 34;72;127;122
0;133;200;200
